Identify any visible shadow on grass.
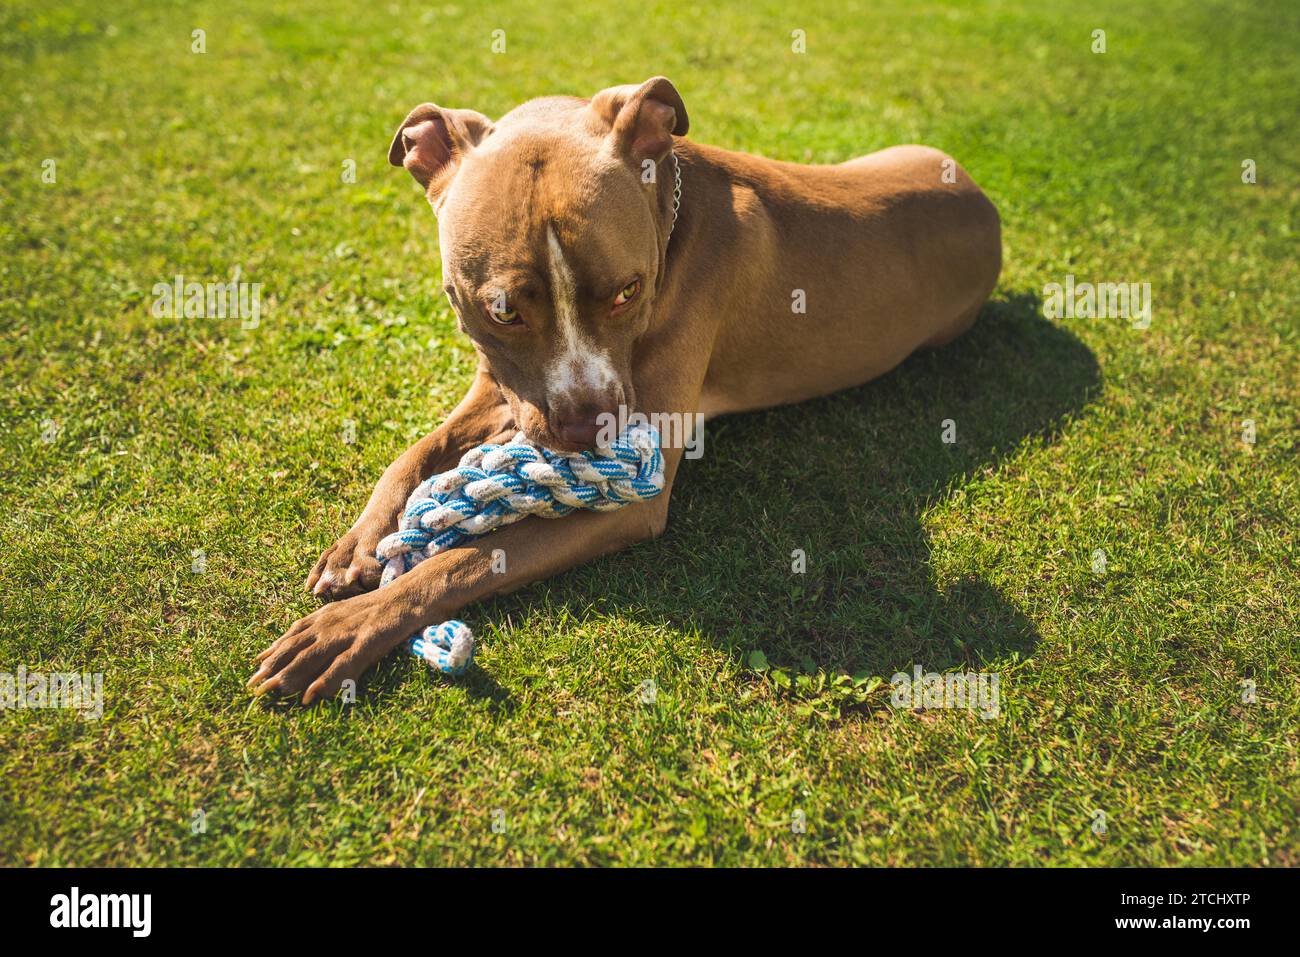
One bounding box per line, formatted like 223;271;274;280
345;290;1099;706
515;290;1101;679
362;648;520;714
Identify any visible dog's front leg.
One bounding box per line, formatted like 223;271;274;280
251;483;674;703
265;335;709;703
307;369;514;600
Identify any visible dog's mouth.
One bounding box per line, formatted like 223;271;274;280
532;413;633;455
530;427;597;455
517;392;635;454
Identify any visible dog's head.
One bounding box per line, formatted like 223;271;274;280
389;77;688;451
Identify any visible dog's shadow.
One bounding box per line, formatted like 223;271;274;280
486;291;1101;685
369;291;1097;708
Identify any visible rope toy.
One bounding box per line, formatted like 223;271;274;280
375;424;665;675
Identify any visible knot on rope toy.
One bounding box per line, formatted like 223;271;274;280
375;424;665;675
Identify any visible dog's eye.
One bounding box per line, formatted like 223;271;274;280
613;279;641;308
487;301;521;325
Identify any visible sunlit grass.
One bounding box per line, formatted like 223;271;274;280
0;0;1296;865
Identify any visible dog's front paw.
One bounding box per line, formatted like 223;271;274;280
248;592;411;704
306;528;385;600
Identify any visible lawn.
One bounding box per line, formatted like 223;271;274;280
1;0;1296;866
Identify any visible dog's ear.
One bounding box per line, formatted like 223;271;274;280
590;76;688;164
388;103;494;195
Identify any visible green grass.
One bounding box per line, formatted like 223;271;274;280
1;0;1297;866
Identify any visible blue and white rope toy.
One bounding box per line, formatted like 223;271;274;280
375;424;666;676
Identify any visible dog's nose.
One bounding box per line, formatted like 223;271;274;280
551;395;623;448
554;409;605;448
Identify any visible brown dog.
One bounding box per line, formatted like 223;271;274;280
248;77;1001;702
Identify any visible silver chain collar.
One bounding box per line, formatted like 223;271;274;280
666;149;682;244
